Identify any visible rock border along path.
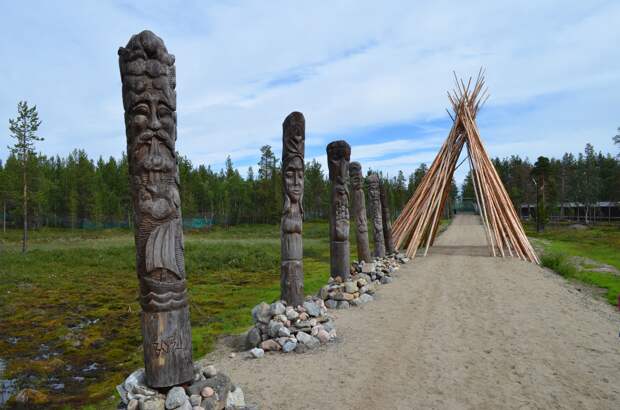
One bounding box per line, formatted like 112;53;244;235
205;214;620;409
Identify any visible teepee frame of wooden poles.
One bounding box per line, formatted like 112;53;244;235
392;70;539;264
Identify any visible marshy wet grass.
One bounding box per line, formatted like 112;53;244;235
0;222;348;409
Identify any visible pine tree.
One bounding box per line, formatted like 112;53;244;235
0;159;6;233
8;101;43;252
531;156;551;231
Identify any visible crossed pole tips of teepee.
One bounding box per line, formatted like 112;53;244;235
392;69;540;264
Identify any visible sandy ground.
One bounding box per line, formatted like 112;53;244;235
207;214;620;409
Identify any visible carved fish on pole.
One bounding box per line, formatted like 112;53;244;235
118;30;193;388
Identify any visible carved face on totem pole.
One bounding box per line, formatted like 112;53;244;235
282;112;305;211
280;112;305;306
327;141;351;241
349;161;363;191
349;161;368;233
368;174;381;201
119;31;192;387
119;30;184;284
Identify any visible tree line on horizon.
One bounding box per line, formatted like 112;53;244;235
2;101;619;235
0;144;440;230
2;141;618;231
461;142;620;225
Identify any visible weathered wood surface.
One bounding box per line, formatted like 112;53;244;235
119;30;193;388
349;161;372;263
326;140;351;280
391;72;539;263
280;111;305;306
367;174;385;258
380;181;396;255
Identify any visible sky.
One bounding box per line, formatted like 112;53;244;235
1;0;619;185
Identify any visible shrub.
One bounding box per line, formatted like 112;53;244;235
541;251;577;277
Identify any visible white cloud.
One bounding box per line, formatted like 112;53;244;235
352;138;442;161
0;0;618;185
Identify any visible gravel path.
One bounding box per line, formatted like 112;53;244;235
207;214;620;409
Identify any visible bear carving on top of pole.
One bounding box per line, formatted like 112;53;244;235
118;30;193;388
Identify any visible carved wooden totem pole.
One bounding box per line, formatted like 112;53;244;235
367;174;386;258
380;181;397;254
349;161;372;263
280;112;305;307
119;30;193;388
327;141;351;280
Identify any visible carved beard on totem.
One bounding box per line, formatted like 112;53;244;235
127;86;184;282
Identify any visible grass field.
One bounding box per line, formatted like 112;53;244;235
528;224;620;307
0;221;360;409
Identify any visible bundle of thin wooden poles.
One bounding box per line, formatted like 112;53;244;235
392;71;539;264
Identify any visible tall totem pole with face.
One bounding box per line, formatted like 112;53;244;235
367;174;386;258
119;31;193;388
327;141;351;280
380;182;397;255
349;162;372;263
281;112;305;307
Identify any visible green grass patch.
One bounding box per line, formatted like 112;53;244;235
527;224;620;270
530;224;620;307
540;251;578;277
0;221;348;409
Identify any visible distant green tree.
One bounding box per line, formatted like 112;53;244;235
408;163;428;196
392;170;407;214
303;159;327;220
614;127;620;156
8;101;43;252
531;156;551;231
447;179;458;217
256;145;280;223
558;153;575;217
461;171;475;201
0;160;6;233
579;143;600;223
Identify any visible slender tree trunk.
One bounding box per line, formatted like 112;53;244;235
3;200;6;233
560;174;564;220
541;176;545;231
22;160;28;253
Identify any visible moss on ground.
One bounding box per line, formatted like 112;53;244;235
0;221;353;409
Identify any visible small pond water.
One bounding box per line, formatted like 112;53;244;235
0;359;17;407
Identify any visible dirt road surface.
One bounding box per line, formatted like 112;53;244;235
207;214;620;409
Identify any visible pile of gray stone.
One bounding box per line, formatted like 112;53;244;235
352;255;407;280
116;362;254;410
318;255;408;309
245;298;337;356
